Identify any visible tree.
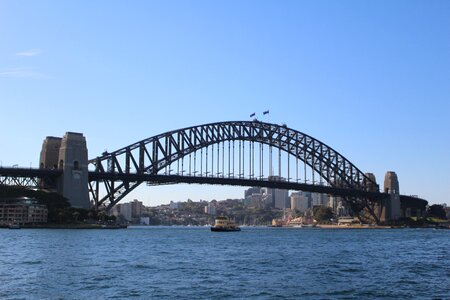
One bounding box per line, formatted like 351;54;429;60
313;206;333;222
427;204;447;219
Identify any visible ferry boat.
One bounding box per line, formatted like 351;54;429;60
211;216;241;232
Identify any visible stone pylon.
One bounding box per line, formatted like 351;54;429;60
364;173;378;192
381;171;401;221
39;136;62;189
40;136;62;170
39;132;90;209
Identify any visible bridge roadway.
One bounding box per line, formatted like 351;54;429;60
89;172;387;200
1;166;385;199
0;167;62;177
0;167;61;187
0;166;425;205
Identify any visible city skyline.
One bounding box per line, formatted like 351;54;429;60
1;1;449;206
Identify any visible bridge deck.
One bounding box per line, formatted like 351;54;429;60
88;172;387;200
0;167;427;206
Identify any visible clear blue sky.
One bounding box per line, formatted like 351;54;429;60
1;0;449;206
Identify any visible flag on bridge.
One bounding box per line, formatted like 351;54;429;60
250;112;256;117
263;110;269;115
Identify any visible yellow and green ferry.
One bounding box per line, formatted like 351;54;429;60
211;216;241;232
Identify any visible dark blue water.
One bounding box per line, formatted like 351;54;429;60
0;227;449;299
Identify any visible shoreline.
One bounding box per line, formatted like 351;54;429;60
0;224;127;229
316;224;394;229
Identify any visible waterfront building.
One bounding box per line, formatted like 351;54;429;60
121;202;132;221
0;197;48;225
131;199;144;217
140;216;150;225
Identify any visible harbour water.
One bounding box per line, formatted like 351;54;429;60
0;227;449;299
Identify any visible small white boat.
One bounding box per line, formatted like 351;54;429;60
8;224;21;229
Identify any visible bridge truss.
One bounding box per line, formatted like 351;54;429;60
0;167;61;189
88;121;382;220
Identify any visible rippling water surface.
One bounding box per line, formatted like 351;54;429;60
0;227;449;299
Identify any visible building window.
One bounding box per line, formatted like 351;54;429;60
74;161;79;170
59;160;64;169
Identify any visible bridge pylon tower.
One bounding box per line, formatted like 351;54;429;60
381;171;401;221
40;132;90;209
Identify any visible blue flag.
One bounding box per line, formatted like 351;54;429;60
250;113;256;117
263;110;269;115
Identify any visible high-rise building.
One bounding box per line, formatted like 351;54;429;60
267;176;289;209
291;192;301;210
312;193;329;207
131;199;144;217
244;187;261;198
244;187;265;208
120;202;132;221
205;202;217;215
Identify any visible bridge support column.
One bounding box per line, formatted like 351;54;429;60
380;171;401;222
58;132;90;209
40;132;90;209
39;136;62;189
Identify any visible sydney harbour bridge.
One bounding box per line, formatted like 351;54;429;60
0;120;427;223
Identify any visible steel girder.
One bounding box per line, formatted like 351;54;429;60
88;121;379;210
0;167;61;189
0;174;39;187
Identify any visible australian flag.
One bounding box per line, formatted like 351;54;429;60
263;110;269;115
250;112;256;117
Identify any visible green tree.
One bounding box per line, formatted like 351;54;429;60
427;204;447;219
313;206;333;222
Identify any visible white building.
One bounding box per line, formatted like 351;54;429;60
204;203;217;215
140;216;150;225
121;202;132;221
170;201;181;210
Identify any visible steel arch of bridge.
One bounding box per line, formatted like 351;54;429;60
88;121;379;211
